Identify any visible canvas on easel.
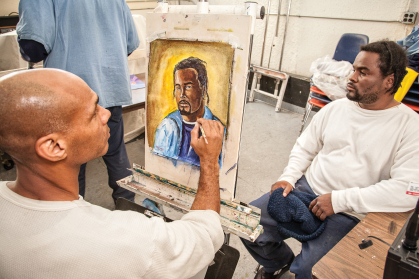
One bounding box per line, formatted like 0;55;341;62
147;40;233;168
144;13;252;201
118;11;263;241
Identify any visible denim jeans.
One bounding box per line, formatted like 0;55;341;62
240;176;359;279
78;106;135;203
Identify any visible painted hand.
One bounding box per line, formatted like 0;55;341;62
270;180;293;197
309;193;334;221
191;118;224;164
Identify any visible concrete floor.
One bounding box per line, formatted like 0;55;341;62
0;101;310;279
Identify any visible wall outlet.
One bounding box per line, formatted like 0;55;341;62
402;12;417;24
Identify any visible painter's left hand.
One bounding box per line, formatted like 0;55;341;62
309;193;334;221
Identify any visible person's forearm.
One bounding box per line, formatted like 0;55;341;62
332;179;418;214
191;160;220;213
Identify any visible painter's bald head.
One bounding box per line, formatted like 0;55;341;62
0;69;86;161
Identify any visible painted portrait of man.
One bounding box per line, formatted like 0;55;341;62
153;57;224;166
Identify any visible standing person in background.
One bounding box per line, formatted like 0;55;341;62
17;0;140;203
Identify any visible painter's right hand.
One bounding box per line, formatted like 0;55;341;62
191;118;224;164
270;180;293;197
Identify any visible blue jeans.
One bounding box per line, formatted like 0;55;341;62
241;176;359;279
78;106;135;203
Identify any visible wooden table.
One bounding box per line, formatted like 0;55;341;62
312;211;411;279
122;99;145;113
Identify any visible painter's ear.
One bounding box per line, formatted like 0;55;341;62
35;134;68;162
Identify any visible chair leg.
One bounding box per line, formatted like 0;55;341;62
249;73;258;102
273;79;282;112
224;232;231;245
254;264;261;274
300;102;313;135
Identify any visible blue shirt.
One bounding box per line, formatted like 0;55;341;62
178;121;200;166
16;0;140;108
153;106;224;167
397;25;419;57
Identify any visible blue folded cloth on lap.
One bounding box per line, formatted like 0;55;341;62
267;188;327;242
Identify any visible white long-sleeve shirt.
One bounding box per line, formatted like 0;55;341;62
0;182;224;279
279;98;419;217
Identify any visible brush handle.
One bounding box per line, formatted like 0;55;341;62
199;125;209;145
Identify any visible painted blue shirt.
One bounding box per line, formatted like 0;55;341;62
153;106;224;167
178;122;200;166
16;0;139;108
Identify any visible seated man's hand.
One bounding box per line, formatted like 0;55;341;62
309;193;334;221
270;180;293;197
191;118;224;164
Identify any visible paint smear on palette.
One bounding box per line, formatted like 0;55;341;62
169;157;178;167
225;163;237;175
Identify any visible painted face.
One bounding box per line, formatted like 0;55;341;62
69;85;111;164
174;68;204;116
347;51;387;105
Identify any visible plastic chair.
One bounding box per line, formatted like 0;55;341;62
299;86;330;134
394;67;419;102
204;244;240;279
300;33;369;135
400;71;419;113
333;33;370;64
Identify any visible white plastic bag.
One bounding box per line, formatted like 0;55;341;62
309;55;353;101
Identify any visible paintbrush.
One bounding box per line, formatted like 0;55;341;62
197;118;208;145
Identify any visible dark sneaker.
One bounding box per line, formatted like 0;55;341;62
254;267;276;279
254;255;295;279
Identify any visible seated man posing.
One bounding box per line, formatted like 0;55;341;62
0;69;225;279
241;40;419;279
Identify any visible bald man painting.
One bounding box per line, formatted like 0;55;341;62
0;69;225;278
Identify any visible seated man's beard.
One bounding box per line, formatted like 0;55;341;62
178;100;204;116
346;85;360;101
346;83;379;105
178;100;192;115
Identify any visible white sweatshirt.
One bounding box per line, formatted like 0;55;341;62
0;182;224;279
279;98;419;217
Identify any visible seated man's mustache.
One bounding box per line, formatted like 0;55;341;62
347;82;356;88
178;100;191;115
178;100;191;107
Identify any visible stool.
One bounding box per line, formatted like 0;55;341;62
300;86;331;135
249;65;289;112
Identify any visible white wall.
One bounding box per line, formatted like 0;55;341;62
126;0;192;17
211;0;418;77
6;0;415;78
0;0;19;16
